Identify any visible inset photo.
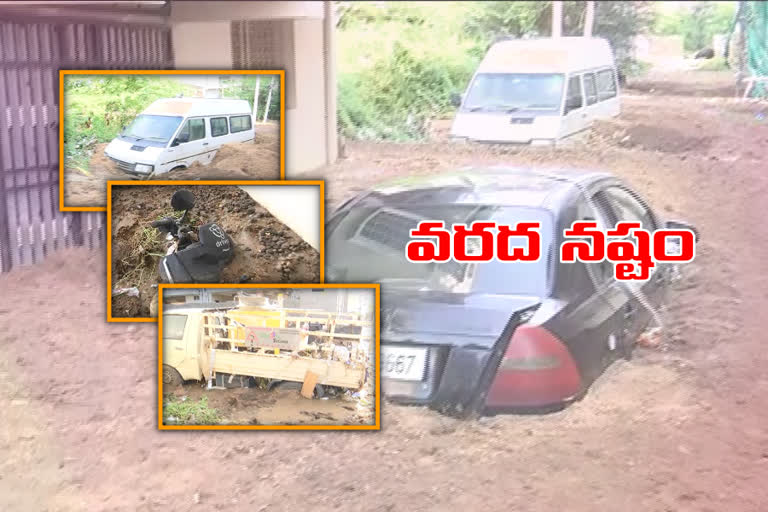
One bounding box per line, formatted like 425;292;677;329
108;181;322;321
61;70;284;210
159;284;379;430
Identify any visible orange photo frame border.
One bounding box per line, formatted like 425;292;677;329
157;282;381;431
106;180;325;323
59;69;287;212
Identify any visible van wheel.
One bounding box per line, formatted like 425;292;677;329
163;365;184;388
170;165;186;173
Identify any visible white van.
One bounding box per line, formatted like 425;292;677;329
450;37;620;144
104;98;254;176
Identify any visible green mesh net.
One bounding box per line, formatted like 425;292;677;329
746;1;768;97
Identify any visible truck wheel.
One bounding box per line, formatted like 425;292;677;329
163;365;184;388
273;380;325;398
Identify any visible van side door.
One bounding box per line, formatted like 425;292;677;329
168;117;211;169
560;74;588;137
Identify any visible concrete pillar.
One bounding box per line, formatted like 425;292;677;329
323;0;338;165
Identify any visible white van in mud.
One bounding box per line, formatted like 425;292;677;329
104;98;254;176
450;37;620;145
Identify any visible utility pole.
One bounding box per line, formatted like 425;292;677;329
552;1;563;38
263;76;275;123
252;76;261;121
584;1;595;37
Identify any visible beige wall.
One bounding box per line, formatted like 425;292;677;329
172;22;233;69
171;1;324;21
169;1;335;176
288;18;327;174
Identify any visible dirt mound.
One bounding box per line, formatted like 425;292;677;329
110;184;319;318
591;120;714;154
172;122;281;180
63;122;281;209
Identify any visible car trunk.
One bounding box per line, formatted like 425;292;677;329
380;285;540;416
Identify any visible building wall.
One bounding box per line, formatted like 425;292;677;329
169;1;334;175
172;22;233;68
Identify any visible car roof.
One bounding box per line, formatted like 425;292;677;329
143;98;251;117
368;166;615;211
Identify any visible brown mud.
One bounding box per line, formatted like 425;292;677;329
110;184;319;318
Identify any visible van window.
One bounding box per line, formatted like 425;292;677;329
178;118;206;142
230;115;252;133
123;115;182;144
211;117;228;137
565;75;583;111
597;69;617;100
463;73;565;112
583;74;597;105
163;314;188;340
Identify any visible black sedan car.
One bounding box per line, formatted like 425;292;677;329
326;168;697;415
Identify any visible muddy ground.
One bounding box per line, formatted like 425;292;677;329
2;70;768;511
111;184;319;318
164;385;371;426
63;122;281;209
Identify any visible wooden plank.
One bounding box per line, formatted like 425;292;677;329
300;370;319;398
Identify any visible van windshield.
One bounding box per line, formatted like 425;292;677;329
463;73;565;112
122;114;183;144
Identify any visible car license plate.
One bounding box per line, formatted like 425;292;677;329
381;346;427;381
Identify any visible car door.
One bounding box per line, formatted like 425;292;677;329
560;74;588;137
593;184;666;344
168;117;209;168
551;191;627;382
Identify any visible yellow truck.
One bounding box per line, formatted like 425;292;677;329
161;304;372;396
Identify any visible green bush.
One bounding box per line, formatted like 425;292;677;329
338;43;477;140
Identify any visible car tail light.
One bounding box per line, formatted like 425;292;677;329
485;325;582;408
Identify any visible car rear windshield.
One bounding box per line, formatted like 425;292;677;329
122;114;183;144
327;201;554;296
463;73;565;112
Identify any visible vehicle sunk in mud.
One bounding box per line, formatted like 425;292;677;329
326;168;698;415
104;98;254;176
161;300;372;398
450;37;620;145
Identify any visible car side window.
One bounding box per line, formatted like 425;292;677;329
597;69;617;100
576;196;615;283
565;75;583;111
210;117;228;137
598;186;657;230
229;114;252;134
178;118;205;143
583;73;598;105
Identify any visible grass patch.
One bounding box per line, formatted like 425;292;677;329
163;396;221;425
